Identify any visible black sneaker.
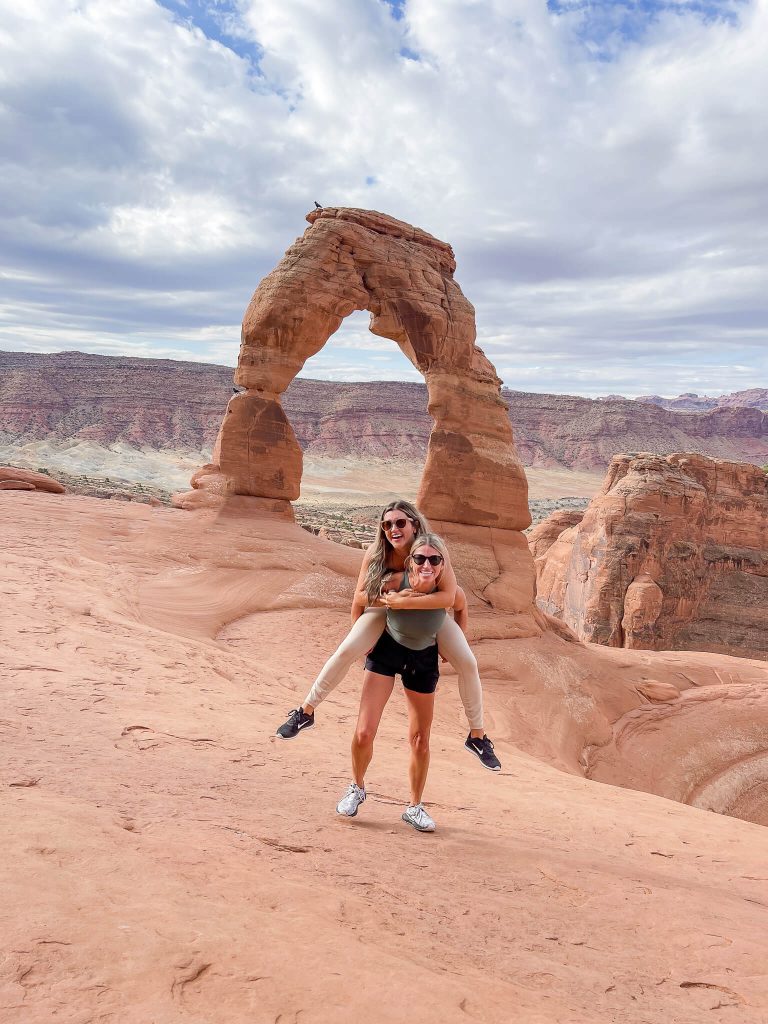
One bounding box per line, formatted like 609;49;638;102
276;708;315;739
464;733;501;771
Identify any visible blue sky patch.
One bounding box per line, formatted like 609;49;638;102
382;0;407;21
156;0;263;69
548;0;745;59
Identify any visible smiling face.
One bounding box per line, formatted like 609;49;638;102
380;509;417;555
408;544;444;590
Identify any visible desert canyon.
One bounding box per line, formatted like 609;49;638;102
3;207;768;1024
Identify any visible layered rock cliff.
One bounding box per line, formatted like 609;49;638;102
507;390;768;469
2;350;768;470
532;453;768;660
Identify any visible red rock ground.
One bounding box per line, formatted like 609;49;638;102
2;493;767;1023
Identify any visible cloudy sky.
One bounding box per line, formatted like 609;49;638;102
1;0;766;397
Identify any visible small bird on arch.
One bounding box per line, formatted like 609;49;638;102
314;201;323;209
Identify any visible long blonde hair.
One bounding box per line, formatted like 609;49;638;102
406;532;448;588
362;500;430;604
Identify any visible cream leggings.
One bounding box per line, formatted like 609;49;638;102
303;609;484;731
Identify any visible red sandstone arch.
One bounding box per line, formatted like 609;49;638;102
186;207;530;531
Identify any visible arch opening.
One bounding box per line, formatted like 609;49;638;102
289;309;431;508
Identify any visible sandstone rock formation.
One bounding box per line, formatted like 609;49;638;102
533;453;768;659
180;208;529;531
527;509;584;563
0;466;65;493
0;479;35;490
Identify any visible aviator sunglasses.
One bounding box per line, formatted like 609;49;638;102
381;517;412;532
411;553;444;566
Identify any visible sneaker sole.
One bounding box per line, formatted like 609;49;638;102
401;812;435;832
464;743;501;772
336;800;364;817
275;723;315;739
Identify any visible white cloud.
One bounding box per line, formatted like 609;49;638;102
0;0;766;397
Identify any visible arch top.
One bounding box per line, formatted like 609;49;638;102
305;206;457;275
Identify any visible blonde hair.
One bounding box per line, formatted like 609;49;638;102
362;500;430;604
406;532;448;587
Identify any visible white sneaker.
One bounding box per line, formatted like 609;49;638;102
402;803;436;832
336;782;366;817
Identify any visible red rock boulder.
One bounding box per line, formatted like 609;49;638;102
0;467;66;493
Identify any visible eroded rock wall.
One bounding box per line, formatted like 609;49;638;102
533;453;768;659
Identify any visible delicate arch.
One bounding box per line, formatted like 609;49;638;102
193;207;529;531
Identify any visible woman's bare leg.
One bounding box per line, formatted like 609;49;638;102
436;616;484;736
351;671;395;788
303;608;387;713
403;688;435;805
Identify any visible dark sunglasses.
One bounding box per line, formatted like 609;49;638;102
381;517;412;532
411;553;444;566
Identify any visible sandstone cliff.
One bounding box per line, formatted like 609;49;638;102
533;453;768;660
3;350;768;471
507;389;768;469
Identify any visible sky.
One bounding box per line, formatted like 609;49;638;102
1;0;766;398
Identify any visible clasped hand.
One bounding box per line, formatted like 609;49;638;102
381;588;422;608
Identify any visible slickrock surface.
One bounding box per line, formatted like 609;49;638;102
3;350;768;472
534;453;768;660
191;208;529;530
2;492;768;1023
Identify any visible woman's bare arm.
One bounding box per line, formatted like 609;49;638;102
383;588;455;610
350;546;375;623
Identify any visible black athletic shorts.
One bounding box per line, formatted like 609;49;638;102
364;629;439;694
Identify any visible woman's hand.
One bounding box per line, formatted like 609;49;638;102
383;588;444;610
382;588;421;608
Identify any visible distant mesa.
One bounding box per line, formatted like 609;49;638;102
531;452;768;660
1;350;767;474
0;466;66;493
636;388;768;413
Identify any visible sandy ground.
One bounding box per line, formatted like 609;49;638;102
2;492;768;1023
297;458;604;503
0;439;206;492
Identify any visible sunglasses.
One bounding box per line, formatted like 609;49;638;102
411;553;444;566
381;517;412;532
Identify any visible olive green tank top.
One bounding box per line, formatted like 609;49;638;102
386;572;446;651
